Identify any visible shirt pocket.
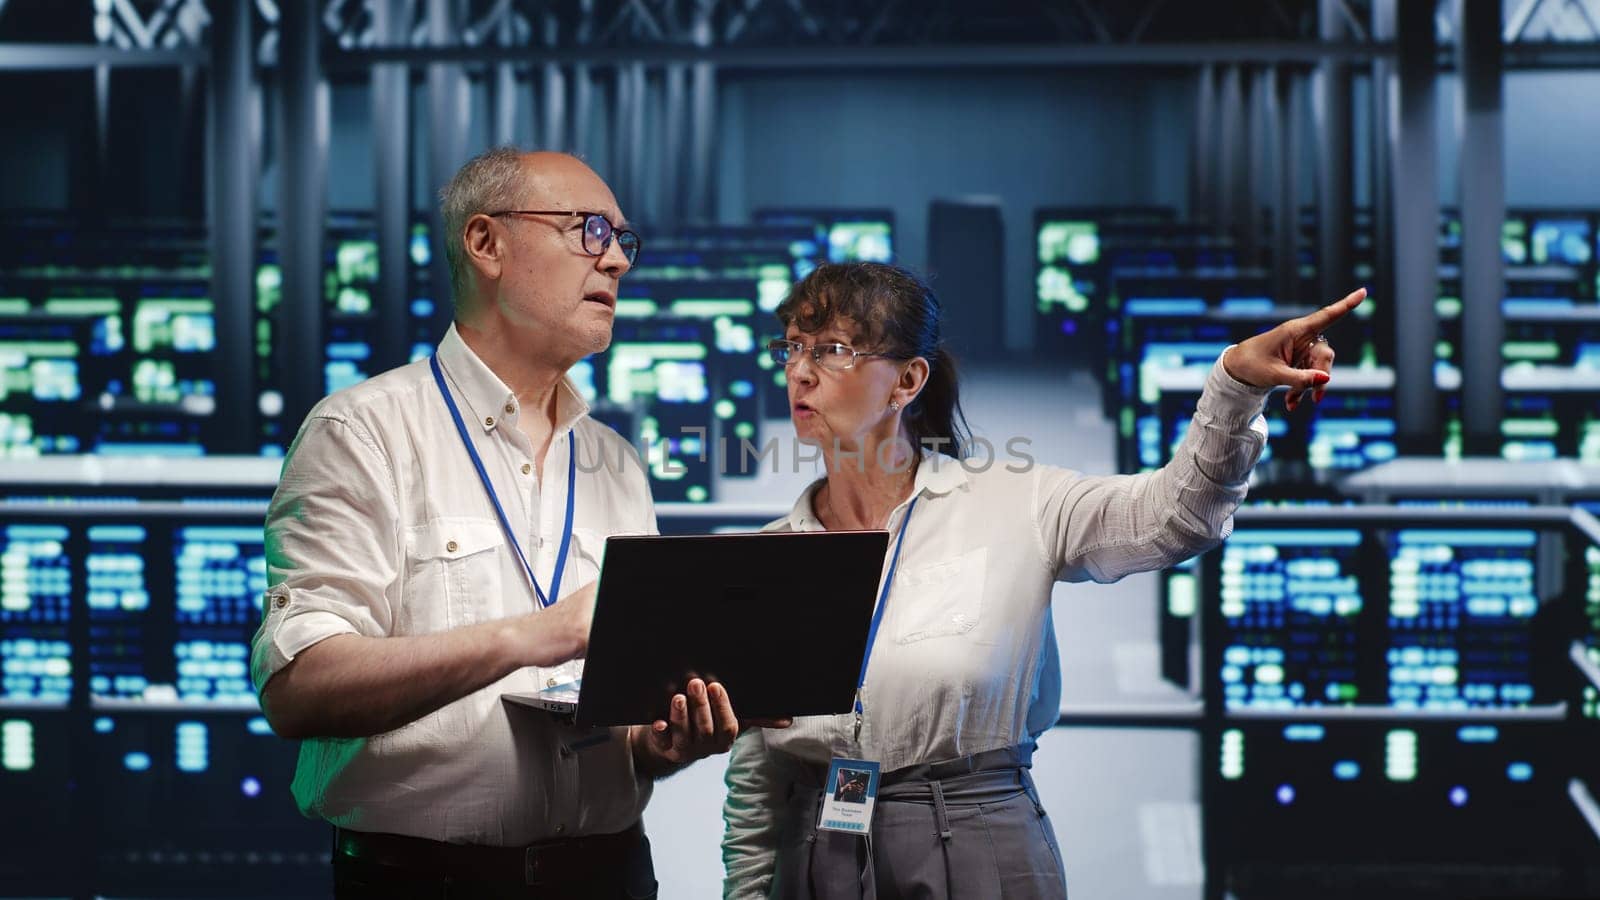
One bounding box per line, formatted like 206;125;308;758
892;546;989;644
405;517;505;630
563;527;606;590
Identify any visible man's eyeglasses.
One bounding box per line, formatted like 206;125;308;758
487;210;641;265
766;339;895;371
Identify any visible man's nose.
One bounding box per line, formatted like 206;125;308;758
597;239;631;276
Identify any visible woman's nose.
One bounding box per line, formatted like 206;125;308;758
788;354;819;383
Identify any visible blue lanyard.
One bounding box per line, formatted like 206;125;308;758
853;495;919;742
430;354;576;610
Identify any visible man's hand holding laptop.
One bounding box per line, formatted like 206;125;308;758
631;679;793;776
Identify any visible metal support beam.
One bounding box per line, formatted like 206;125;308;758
612;63;636;206
372;0;414;368
1370;1;1395;331
628;63;647;216
1272;67;1300;304
608;65;628;202
572;62;593;156
207;0;255;452
278;0;328;432
328;40;1399;71
1385;0;1441;453
0;44;206;69
1216;65;1245;236
1336;0;1371;41
1457;0;1505;454
94;62;110;190
426;0;467;317
1503;0;1544;42
663;62;687;222
177;63;202;218
1190;64;1215;223
1316;0;1355;301
542;61;567;150
1245;66;1271;267
1071;0;1114;43
491;6;517;147
1129;0;1170;44
25;38;1600;75
491;65;517;147
687;59;717;223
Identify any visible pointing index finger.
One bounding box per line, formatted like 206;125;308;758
1294;287;1366;337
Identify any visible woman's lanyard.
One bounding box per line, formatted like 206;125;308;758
852;495;919;743
429;354;575;610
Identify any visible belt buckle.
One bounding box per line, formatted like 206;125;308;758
524;844;543;886
528;839;553;883
524;841;568;887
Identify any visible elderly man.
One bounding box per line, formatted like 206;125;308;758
251;148;761;899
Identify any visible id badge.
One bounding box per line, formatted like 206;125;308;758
817;757;881;835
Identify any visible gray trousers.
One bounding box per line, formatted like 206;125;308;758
769;745;1068;900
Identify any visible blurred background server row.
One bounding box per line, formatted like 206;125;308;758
2;1;1600;898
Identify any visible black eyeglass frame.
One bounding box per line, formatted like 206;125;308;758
486;209;641;264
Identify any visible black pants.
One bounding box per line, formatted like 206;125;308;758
332;827;658;900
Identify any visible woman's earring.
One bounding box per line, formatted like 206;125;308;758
888;400;901;412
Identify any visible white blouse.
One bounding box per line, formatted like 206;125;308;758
722;354;1270;898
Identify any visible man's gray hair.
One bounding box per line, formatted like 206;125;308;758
438;146;529;305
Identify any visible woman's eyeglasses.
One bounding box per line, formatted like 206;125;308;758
766;339;893;371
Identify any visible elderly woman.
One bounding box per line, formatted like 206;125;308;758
722;262;1362;899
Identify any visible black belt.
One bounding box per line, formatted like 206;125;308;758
782;743;1036;804
880;742;1034;787
334;821;646;887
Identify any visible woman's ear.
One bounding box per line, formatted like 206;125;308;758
894;356;931;409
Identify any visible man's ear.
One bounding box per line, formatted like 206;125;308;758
462;213;503;283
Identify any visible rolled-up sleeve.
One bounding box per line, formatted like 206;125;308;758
1034;352;1271;584
722;729;784;900
250;414;402;694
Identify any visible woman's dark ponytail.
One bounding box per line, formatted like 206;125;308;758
905;347;969;459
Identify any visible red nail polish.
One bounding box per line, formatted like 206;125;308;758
1313;371;1331;384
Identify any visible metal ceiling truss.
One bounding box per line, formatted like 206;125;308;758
4;0;1334;50
5;0;1600;68
1502;0;1600;42
95;0;211;49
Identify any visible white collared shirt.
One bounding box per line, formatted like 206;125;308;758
250;324;657;845
722;355;1270;897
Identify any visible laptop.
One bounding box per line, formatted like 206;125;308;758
503;529;891;727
